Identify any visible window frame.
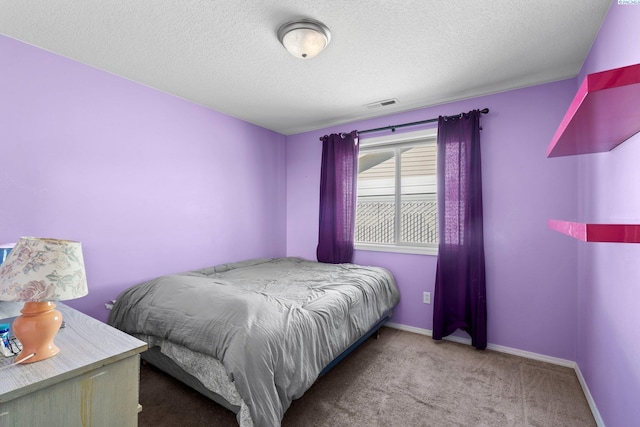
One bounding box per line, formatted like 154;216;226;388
355;128;439;256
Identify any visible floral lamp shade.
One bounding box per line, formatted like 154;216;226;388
0;237;88;302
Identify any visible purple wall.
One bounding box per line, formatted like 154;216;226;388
0;35;287;322
286;79;579;360
573;4;640;426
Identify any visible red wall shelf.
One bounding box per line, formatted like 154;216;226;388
546;63;640;157
547;64;640;243
548;220;640;243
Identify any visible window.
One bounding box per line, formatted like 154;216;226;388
355;129;438;255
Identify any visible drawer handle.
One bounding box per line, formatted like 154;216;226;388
89;370;108;380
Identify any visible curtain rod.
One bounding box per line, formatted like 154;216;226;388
319;108;489;141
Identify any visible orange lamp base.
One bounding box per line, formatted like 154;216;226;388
12;301;63;364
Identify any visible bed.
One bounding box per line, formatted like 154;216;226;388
108;257;400;427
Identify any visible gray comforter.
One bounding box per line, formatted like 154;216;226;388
108;257;400;427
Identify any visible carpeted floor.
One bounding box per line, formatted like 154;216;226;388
138;327;595;427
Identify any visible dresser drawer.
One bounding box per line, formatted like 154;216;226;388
0;355;140;427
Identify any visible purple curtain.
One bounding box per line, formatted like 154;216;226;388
432;110;487;350
317;131;359;264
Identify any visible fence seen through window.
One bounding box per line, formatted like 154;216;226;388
355;195;438;245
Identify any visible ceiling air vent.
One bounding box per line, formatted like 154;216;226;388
364;98;398;109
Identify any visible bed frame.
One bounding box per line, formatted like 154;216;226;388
318;310;391;376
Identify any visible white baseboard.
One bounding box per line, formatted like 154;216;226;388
385;322;574;366
384;322;604;426
575;364;605;427
385;322;432;337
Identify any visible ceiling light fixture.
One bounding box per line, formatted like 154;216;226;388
277;19;331;59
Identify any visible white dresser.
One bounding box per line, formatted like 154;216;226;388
0;303;147;427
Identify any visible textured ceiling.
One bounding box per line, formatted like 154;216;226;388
0;1;612;135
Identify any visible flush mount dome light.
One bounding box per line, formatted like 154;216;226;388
277;19;331;59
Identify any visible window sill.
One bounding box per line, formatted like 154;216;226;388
354;243;438;256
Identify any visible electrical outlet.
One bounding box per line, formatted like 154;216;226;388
423;292;431;304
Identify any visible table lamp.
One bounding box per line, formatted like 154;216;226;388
0;237;88;363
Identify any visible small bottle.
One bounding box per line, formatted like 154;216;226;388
0;323;10;351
